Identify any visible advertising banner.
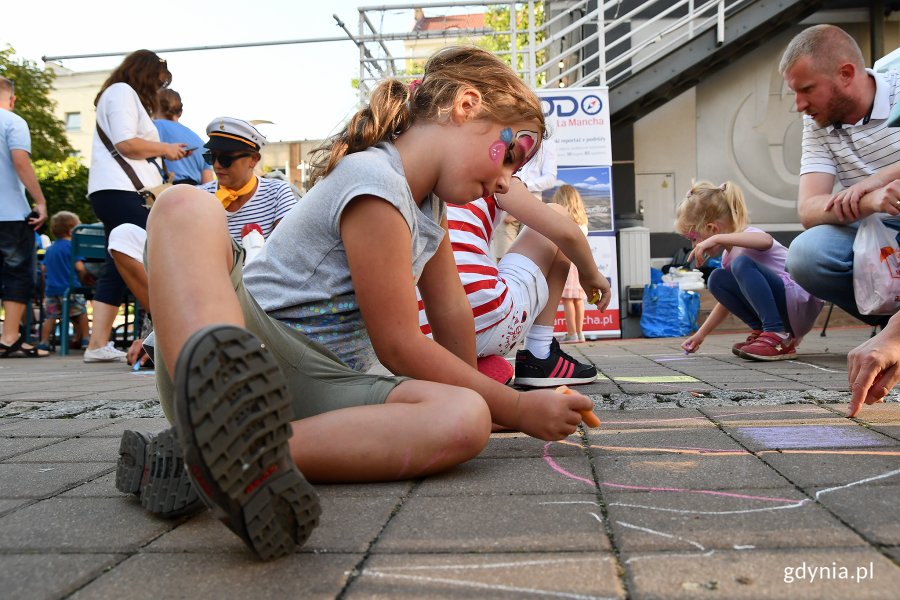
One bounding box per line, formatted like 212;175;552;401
537;87;619;338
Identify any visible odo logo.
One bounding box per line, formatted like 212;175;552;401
541;94;604;117
581;95;603;115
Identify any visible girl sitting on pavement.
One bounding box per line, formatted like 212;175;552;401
137;46;595;561
678;180;824;361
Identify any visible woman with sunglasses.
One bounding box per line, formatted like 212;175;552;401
138;46;598;560
84;49;188;363
197;117;296;241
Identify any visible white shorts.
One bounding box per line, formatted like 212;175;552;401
107;223;147;264
474;252;549;357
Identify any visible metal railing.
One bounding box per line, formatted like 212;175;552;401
353;0;754;97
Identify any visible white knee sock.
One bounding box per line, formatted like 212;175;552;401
524;325;555;359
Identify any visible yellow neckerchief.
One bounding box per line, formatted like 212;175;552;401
214;176;257;209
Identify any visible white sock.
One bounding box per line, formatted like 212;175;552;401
524;325;555;359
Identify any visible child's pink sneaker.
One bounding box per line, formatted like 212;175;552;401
732;330;762;356
738;332;796;361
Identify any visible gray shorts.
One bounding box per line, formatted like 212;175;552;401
155;239;405;422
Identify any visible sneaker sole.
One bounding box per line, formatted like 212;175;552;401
514;374;598;387
738;350;797;361
141;428;204;517
116;430;149;495
116;429;204;517
172;325;320;561
83;355;124;363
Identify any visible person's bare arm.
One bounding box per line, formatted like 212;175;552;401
417;215;478;367
341;195;592;440
798;172;843;227
689;230;772;266
499;179;611;310
201;168;215;184
10;149;47;229
115;137;187;161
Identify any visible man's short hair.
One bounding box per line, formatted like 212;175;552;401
0;76;14;95
779;24;865;76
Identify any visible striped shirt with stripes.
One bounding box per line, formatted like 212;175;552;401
199;176;297;242
800;69;900;189
418;195;512;335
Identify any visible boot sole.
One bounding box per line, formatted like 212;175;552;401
116;429;204;517
172;325;320;561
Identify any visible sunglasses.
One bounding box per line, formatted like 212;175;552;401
202;151;253;168
490;128;541;173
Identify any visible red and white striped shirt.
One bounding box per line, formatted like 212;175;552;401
418;196;512;335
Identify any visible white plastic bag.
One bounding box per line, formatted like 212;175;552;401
853;215;900;314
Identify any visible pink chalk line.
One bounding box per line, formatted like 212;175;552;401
542;442;798;504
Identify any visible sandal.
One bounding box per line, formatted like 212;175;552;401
0;336;50;358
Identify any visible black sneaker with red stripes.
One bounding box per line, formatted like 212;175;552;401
172;325;320;561
513;338;598;387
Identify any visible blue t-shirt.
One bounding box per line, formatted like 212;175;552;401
0;109;31;221
154;119;209;183
43;239;82;296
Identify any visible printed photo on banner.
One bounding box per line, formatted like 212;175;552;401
551;166;613;232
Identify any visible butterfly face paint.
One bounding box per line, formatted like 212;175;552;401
488;128;541;173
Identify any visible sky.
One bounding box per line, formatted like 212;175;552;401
1;0;427;141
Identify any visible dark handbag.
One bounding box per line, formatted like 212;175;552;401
640;283;700;338
96;125;172;207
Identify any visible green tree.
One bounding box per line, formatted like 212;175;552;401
33;157;92;235
0;46;72;161
477;4;546;86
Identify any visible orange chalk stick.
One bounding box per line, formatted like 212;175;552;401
557;385;602;428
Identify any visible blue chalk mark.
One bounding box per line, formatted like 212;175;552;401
735;425;891;449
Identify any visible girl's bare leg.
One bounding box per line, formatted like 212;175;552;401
146;186;243;377
574;298;585;335
562;298;577;336
291;380;491;482
507;223;571;327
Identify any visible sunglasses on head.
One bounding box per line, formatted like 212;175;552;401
202;151;252;168
491;128;541;173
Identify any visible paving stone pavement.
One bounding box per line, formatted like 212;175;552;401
0;325;898;599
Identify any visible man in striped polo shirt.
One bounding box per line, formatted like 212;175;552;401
781;24;900;327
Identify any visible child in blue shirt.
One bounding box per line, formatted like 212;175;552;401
39;212;94;351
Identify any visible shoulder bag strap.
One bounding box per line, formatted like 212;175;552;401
96;124;146;192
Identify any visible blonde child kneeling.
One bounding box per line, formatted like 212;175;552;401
677;181;823;361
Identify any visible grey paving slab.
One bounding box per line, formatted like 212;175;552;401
58;471;126;498
759;450;900;488
701;404;844;422
146;494;398;554
71;553;361;600
0;497;174;552
0;553;125;600
79;417;171;437
812;483;900;546
0;462;113;498
11;436;119;463
0;498;30;515
345;552;625;599
0;419;108;437
605;490;865;552
726;423;897;451
597;408;714;429
0;436;63;460
477;432;586;459
414;455;595;496
623;548;900;600
594;454;795;491
315;480;414;498
588;427;746;453
374;493;608;553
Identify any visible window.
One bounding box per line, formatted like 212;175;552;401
65;112;81;131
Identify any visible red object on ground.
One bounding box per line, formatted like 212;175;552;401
477;355;514;384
